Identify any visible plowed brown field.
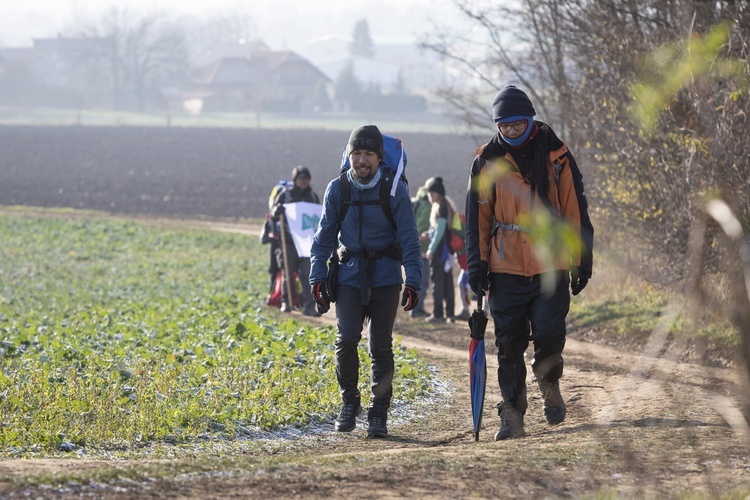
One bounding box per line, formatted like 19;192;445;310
0;125;479;219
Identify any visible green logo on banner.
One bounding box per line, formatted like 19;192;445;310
302;214;320;231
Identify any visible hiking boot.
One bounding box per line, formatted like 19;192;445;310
538;378;566;425
367;415;388;438
425;314;444;323
335;400;361;432
302;305;321;317
494;404;525;440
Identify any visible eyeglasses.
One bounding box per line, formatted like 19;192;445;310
497;120;528;135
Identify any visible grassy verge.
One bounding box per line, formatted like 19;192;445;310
0;214;435;458
568;252;740;350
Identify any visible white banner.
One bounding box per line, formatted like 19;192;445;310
284;201;323;258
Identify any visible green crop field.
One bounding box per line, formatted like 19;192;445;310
0;215;435;458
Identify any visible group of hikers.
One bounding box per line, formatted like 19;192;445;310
260;85;594;440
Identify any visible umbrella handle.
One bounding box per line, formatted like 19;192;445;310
477;291;484;313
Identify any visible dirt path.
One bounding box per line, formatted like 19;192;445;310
1;215;749;498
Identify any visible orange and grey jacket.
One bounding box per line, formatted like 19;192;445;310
464;122;594;279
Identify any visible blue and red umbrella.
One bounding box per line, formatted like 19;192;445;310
468;293;488;442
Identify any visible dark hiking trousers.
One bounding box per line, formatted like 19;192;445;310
279;240;314;310
430;257;455;319
335;284;400;417
268;241;282;295
488;271;570;413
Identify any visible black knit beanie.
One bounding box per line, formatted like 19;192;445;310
426;176;445;197
346;125;384;158
292;165;311;180
492;85;536;122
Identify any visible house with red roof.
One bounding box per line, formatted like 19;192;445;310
176;50;332;114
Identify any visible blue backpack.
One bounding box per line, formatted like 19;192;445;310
337;134;407;228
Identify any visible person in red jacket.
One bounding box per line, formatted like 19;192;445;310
464;85;594;440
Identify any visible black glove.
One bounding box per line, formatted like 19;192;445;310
401;285;419;312
260;219;273;244
271;204;285;218
468;261;489;295
311;281;331;314
570;268;589;296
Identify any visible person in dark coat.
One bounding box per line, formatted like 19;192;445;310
270;165;321;316
465;85;594;440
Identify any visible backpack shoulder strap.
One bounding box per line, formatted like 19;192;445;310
379;171;396;231
337;169;397;231
337;170;351;224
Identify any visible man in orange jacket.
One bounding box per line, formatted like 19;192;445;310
464;85;594;440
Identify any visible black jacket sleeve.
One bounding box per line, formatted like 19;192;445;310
566;151;594;279
465;155;487;276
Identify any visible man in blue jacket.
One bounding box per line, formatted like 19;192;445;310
309;125;422;438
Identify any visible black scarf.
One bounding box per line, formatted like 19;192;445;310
481;122;564;208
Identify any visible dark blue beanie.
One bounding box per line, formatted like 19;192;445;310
491;85;536;122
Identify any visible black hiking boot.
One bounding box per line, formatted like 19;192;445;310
367;415;388;438
335;400;361;432
494;403;525;440
538;378;566;425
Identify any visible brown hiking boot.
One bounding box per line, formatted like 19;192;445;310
494;403;525;440
538;378;566;425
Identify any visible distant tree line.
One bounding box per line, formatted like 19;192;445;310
0;8;195;111
421;0;750;284
335;19;427;113
335;62;427;113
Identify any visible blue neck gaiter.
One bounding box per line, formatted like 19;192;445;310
497;116;534;147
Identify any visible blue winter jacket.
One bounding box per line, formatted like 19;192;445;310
309;168;422;291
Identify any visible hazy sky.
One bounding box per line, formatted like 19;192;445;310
0;0;460;51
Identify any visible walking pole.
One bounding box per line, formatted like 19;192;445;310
279;213;294;309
